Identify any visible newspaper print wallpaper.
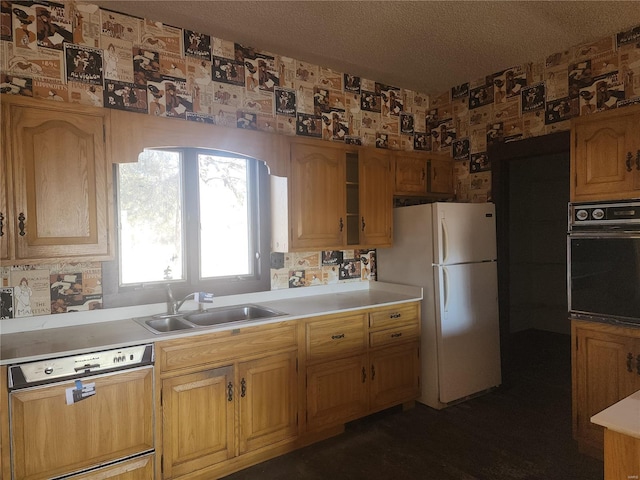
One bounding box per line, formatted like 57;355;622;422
2;1;640;315
2;1;640;202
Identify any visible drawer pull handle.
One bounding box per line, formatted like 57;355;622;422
391;332;403;338
18;212;26;236
627;152;633;172
339;217;344;232
627;353;634;373
361;216;366;231
389;313;401;319
227;382;233;402
637;150;640;171
0;212;4;237
331;334;345;340
637;355;640;376
241;378;247;397
362;366;366;383
371;364;376;381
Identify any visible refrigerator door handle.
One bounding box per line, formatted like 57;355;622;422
441;218;449;264
443;266;449;312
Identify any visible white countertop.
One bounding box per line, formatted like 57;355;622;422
591;390;640;439
0;282;422;365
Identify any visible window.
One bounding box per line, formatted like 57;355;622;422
103;148;270;307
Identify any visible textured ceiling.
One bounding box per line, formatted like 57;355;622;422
90;1;640;95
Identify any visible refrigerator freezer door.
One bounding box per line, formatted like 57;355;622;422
433;202;497;265
434;262;501;404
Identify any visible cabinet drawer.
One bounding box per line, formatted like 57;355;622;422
369;303;419;330
369;322;420;348
157;323;297;373
306;313;367;363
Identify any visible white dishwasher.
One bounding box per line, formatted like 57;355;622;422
8;344;155;480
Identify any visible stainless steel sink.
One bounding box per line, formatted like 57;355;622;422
143;316;195;333
184;304;286;326
135;304;287;334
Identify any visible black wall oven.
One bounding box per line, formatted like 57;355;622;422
568;201;640;325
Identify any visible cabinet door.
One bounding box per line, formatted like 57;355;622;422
574;328;638;452
572;112;636;201
11;368;153;480
162;366;234;479
359;149;393;247
306;354;369;430
289;141;345;250
0;142;9;262
394;153;427;195
369;342;420;412
6;99;112;263
237;351;298;454
429;157;454;194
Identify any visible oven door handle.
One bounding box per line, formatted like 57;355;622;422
74;363;101;372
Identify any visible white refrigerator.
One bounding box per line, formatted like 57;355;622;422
377;202;501;409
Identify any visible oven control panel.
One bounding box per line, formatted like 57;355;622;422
569;200;640;229
9;344;153;388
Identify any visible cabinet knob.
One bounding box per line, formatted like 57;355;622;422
0;212;4;237
627;352;634;373
626;152;633;172
18;212;26;236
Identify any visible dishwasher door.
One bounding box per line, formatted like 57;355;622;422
10;365;154;480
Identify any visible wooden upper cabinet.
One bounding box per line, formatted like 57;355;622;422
393;151;454;197
358;149;393;247
289;140;346;250
394;152;427;195
284;138;393;251
571;105;640;201
2;96;113;265
428;156;455;195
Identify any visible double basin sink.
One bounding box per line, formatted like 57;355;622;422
136;304;287;334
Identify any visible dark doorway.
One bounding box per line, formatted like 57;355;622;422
490;131;570;379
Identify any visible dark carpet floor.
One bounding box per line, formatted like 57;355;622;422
223;329;604;480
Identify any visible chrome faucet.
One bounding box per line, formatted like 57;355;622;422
166;284;215;315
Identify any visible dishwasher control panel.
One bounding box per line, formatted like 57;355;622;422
9;344;154;389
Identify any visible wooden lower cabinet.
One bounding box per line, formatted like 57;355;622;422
161;367;235;478
156;323;299;479
369;342;420;412
572;320;640;456
305;303;421;433
603;429;640;480
237;351;298;454
306;353;369;430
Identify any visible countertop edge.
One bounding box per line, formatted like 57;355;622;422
0;282;422;365
590;390;640;439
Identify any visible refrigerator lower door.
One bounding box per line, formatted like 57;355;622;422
434;262;501;403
